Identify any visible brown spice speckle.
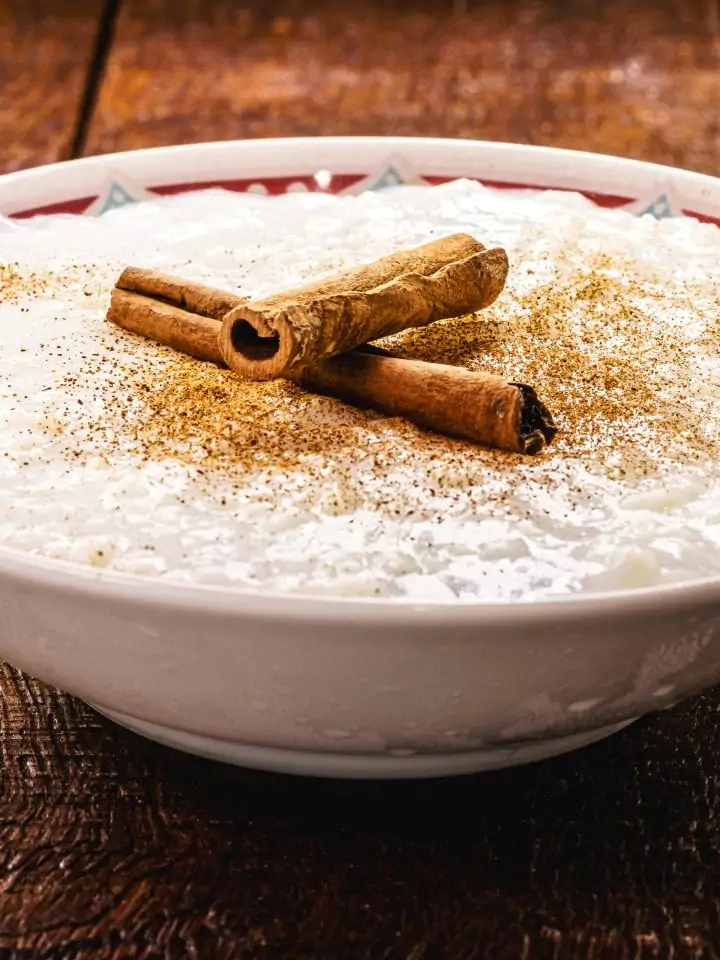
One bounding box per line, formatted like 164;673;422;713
54;250;720;523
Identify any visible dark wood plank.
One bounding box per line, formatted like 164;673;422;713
0;0;102;174
1;661;720;958
87;0;720;173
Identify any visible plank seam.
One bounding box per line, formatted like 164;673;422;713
69;0;123;160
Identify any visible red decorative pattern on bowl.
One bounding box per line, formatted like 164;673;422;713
2;139;717;226
11;173;719;226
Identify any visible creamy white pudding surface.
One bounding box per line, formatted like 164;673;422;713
0;180;718;601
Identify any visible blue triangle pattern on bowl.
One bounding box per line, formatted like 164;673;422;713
98;181;139;214
85;175;155;216
624;187;683;219
368;164;407;190
639;193;674;218
340;155;429;195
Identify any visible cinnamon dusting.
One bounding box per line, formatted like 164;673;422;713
51;249;718;526
379;256;717;477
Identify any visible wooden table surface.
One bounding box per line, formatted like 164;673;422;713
2;1;720;956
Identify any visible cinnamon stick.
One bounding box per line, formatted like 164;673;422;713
117;267;240;321
217;234;509;380
109;288;226;365
107;263;556;455
299;350;555;455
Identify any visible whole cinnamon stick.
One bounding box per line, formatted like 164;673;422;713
117;267;240;320
107;265;556;455
217;234;509;380
109;290;225;365
300;350;555;455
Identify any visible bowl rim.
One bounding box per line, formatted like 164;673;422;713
2;135;720;621
2;136;720;218
0;541;719;625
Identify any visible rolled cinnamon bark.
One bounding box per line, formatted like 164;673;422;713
110;268;237;364
109;287;226;365
217;234;509;380
106;262;556;455
116;267;240;320
300;350;556;455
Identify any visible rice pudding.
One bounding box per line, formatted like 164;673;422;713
0;180;718;601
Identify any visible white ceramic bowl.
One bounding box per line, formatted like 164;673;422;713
1;137;719;779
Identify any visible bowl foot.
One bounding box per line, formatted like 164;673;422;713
91;704;637;779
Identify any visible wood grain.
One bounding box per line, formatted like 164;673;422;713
0;0;101;174
1;659;720;958
87;0;720;173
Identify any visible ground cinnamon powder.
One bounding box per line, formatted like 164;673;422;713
381;254;714;473
53;251;718;519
